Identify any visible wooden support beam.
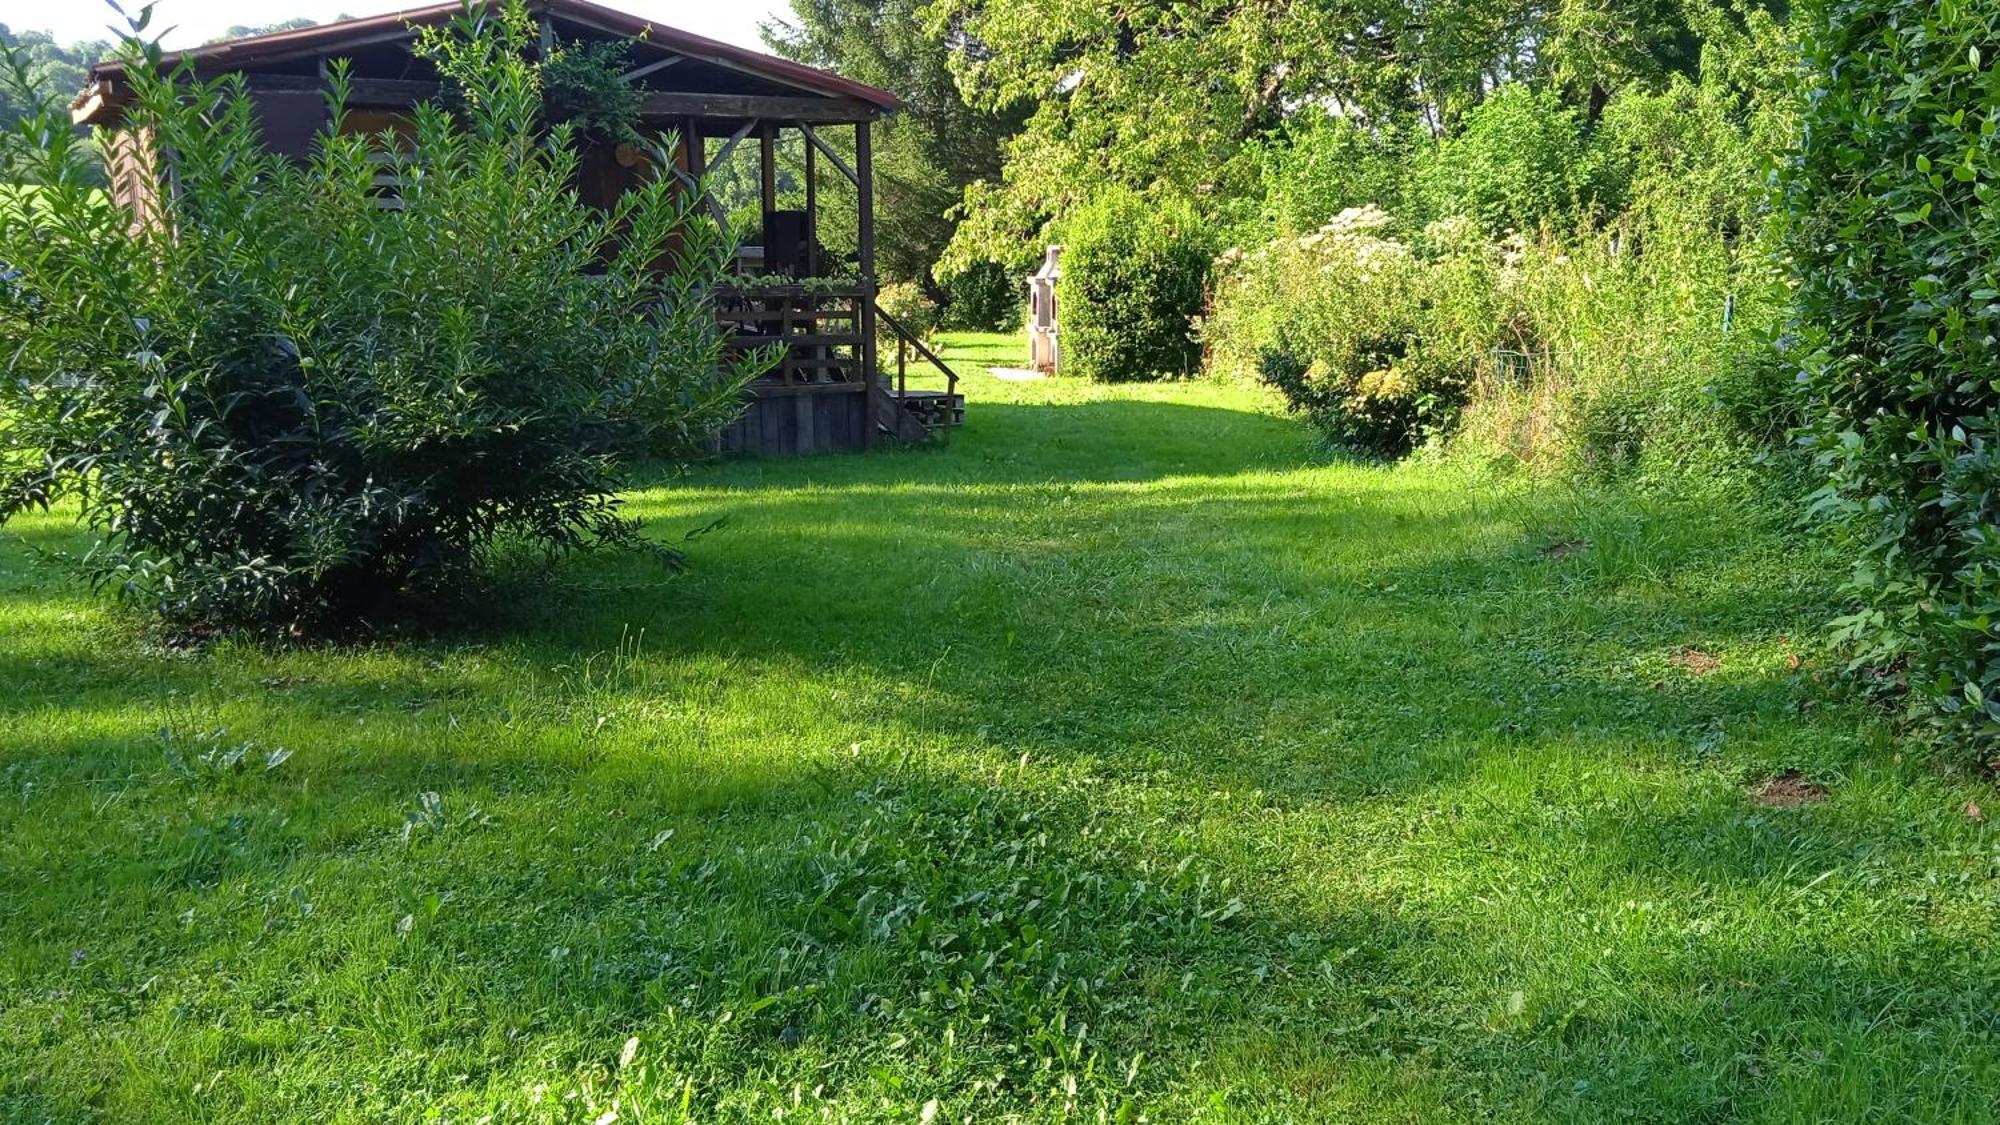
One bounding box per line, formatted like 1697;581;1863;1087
231;78;877;126
243;73;440;105
638;91;878;123
803;133;819;277
555;5;850;100
857;117;877;447
759;122;778;217
673;117;727;228
799;124;858;188
619;56;682;83
703;119;759;177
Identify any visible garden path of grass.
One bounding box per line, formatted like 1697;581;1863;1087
3;334;1997;1122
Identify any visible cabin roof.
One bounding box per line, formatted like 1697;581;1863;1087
77;0;899;122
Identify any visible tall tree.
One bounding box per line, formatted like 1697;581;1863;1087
763;0;1024;300
932;0;1764;268
0;25;109;132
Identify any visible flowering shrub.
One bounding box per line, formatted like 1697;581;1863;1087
875;279;940;358
1209;207;1492;456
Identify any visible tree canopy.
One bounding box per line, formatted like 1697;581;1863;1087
765;0;1025;300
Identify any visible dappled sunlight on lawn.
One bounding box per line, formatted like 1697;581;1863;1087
2;354;1996;1121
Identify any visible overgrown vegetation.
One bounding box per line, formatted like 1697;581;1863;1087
1207;7;1790;474
1780;0;2000;749
0;4;755;636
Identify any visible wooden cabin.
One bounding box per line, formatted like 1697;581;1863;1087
70;0;962;456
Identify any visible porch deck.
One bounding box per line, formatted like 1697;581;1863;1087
711;282;964;456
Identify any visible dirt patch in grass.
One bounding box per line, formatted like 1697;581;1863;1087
1674;648;1721;676
1752;771;1828;808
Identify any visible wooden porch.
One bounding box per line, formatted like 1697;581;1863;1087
72;0;965;458
710;282;962;456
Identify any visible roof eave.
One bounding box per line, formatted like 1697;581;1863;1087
80;0;899;115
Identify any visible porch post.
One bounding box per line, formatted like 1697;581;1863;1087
857;118;877;446
803;128;819;278
758;122;777;219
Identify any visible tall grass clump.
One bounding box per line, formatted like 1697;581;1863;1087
1781;0;2000;747
0;2;758;636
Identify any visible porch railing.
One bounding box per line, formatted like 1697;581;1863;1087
714;282;868;388
875;304;959;403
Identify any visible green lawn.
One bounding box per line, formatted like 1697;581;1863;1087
4;335;1997;1121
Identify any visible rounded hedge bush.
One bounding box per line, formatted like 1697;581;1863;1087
1057;189;1212;382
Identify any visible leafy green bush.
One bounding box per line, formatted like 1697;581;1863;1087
1414;84;1610;237
939;258;1019;332
0;4;756;636
1058;189;1212;382
1781;0;2000;741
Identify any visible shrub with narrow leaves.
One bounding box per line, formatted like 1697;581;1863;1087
0;2;758;635
1781;0;2000;742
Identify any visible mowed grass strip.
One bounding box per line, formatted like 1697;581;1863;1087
2;335;1996;1122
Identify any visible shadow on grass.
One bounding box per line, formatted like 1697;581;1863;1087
648;397;1325;489
4;394;1995;1119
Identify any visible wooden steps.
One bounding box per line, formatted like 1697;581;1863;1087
869;384;965;442
869;382;931;443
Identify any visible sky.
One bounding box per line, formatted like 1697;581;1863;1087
0;0;788;52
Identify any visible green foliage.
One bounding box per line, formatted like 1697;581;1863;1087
939;257;1018;331
1414;84;1608;237
1780;0;2000;744
539;37;641;143
0;3;756;636
1214;209;1492;455
1211;7;1797;473
934;0;1743;268
1057;190;1211;382
1257;114;1417;236
1454;215;1777;480
0;23;107;181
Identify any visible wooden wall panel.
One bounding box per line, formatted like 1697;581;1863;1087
712;388;869;457
252;89;327;158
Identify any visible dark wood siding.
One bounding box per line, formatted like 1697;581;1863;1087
713;385;870;457
251;89;326;158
